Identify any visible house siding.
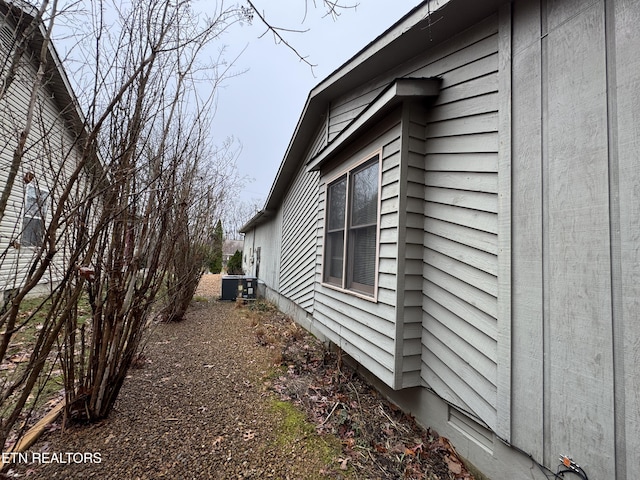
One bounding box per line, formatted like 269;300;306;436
310;16;502;395
244;1;640;477
0;22;85;296
314;113;402;388
328;87;385;143
545;7;614;477
408;17;501;431
510;1;625;477
279;163;319;313
614;0;640;476
396;104;429;388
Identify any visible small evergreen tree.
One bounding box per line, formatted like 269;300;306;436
209;219;223;273
227;249;243;275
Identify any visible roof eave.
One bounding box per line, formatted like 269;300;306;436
239;209;275;234
255;0;508;229
307;77;442;171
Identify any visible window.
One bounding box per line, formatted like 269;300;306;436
323;154;380;296
22;185;48;247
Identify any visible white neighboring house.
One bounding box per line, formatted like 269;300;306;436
241;0;640;479
0;0;92;300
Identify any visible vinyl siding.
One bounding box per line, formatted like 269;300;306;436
314;114;402;388
279;163;320;313
236;1;640;478
310;15;502;394
0;23;86;295
328;87;385;143
396;104;429;388
249;209;283;291
416;17;500;431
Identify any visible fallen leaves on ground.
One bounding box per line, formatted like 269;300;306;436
244;300;476;480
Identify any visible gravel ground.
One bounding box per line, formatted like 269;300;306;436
8;275;325;479
6;274;474;480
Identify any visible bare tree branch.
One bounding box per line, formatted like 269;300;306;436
244;0;359;73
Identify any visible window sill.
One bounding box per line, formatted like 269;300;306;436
320;281;378;303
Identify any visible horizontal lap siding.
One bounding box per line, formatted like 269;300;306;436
415;17;500;430
308;121;328;159
0;43;83;294
314;119;402;387
280;161;320;313
328;86;386;142
398;107;428;388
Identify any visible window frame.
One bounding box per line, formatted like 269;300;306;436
322;150;381;300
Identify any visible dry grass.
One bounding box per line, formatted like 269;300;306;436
194;273;221;298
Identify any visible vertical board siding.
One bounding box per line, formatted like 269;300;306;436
510;0;545;458
544;3;615;477
614;0;640;476
416;18;500;430
510;0;629;476
279;161;320;313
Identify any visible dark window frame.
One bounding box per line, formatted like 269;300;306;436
323;151;381;299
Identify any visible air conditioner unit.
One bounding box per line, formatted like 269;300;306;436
221;275;258;301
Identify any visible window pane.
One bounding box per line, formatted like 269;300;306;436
326;231;344;281
351;160;378;227
350;225;376;288
23;217;44;247
25;187;40;217
23;186;47;247
327;177;346;231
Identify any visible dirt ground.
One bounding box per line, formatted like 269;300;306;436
5;274;475;480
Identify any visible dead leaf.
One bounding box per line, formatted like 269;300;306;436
445;455;463;475
373;443;387;453
9;353;30;363
342;438;355;448
243;430;255;441
337;457;349;470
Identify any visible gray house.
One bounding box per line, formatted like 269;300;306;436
240;0;639;478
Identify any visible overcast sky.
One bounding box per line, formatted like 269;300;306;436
209;1;419;210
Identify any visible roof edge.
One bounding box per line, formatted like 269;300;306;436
307;77;442;171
